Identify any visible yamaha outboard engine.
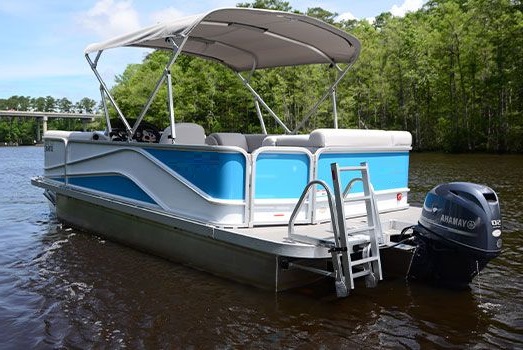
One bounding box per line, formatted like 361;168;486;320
408;182;502;288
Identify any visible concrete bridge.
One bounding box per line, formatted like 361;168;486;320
0;110;102;142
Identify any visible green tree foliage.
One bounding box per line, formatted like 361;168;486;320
306;7;338;23
0;95;99;144
76;97;97;114
348;0;523;152
237;0;292;11
2;0;521;151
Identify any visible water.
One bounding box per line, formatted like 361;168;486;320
1;147;522;349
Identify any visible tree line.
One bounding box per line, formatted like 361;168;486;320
0;96;97;144
2;0;522;152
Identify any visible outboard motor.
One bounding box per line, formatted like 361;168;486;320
408;182;502;288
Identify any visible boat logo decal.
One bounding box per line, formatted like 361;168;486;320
440;215;476;230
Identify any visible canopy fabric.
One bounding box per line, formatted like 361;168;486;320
84;8;360;71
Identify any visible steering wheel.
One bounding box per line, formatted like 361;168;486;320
109;127;128;142
133;122;161;143
109;121;160;143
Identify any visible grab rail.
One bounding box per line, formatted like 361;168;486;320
288;180;341;247
343;177;363;198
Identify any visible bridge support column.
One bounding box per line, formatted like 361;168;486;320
42;116;48;136
36;116;48;143
36;117;41;142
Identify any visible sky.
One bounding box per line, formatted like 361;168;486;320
0;0;425;104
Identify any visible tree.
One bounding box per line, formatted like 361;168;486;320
58;98;73;113
306;7;337;23
44;96;56;112
237;0;292;11
76;97;97;113
32;97;46;112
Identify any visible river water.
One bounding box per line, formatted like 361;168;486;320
1;147;521;349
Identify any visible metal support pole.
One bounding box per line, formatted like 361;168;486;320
237;72;291;134
36;117;41;142
100;85;111;133
293;64;354;133
254;100;267;134
166;70;176;144
85;52;132;137
332;86;338;129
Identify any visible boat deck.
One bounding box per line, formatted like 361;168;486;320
222;206;422;258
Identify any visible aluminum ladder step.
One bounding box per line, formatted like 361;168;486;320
346;226;375;235
344;195;372;203
330;162;383;298
350;256;380;266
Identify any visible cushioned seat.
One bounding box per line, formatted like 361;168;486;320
205;133;248;151
245;134;270;152
309;129;393;147
260;129;412;149
261;134;311;147
160;123;206;144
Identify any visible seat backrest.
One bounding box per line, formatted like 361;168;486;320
261;134;311;147
309;128;412;148
205;133;248;151
160;123;206;145
309;128;393;147
245;134;270;152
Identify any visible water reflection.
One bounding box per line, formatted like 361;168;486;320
22;223;505;349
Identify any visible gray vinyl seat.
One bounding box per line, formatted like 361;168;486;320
160;123;206;145
205;133;248;151
205;133;271;153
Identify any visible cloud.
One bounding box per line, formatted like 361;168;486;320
78;0;141;39
337;11;357;21
149;7;187;24
390;0;424;17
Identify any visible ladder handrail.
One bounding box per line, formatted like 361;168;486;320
343;177;363;198
288;180;340;246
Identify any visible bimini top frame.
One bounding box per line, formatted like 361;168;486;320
84;7;361;140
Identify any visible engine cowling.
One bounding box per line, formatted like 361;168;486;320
418;182;502;257
408;182;502;288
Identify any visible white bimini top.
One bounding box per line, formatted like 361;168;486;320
84;8;360;72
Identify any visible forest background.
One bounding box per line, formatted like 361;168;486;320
1;0;522;152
